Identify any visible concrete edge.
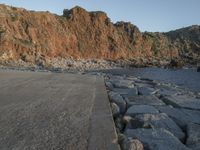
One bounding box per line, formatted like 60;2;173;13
88;76;120;150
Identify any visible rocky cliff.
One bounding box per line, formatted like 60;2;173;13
0;4;199;66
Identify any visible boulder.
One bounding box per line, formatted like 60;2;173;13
125;95;165;107
110;79;134;89
126;105;159;116
115;117;124;132
112;88;139;97
157;106;200;129
156;83;180;96
108;91;126;114
125;113;185;140
138;86;157;95
110;102;120;117
125;128;189;150
186;123;200;149
160;95;200;110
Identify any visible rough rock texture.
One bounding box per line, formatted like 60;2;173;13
125;128;189;150
126;105;159;116
111;102;120;117
125;95;165;106
160;95;200;110
125;113;185;140
105;74;200;149
157;106;200;129
112;88;139;97
0;4;199;67
165;25;200;64
110;79;134;89
108;91;126;114
186;123;200;150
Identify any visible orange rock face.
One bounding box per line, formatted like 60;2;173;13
0;4;199;64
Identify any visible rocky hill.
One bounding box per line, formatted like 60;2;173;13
0;4;199;67
165;25;200;64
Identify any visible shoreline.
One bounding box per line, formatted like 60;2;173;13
0;57;197;73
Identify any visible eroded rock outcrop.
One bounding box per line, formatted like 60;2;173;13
0;4;199;67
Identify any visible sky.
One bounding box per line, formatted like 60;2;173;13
0;0;199;32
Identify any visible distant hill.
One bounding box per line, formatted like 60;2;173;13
0;4;199;65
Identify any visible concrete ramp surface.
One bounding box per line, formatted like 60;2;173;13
0;70;119;150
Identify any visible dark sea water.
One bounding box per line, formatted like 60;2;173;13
101;67;200;92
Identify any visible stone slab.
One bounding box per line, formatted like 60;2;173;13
161;95;200;110
126;105;159;116
112;88;138;97
125;128;189;150
126;113;185;140
157;106;200;129
126;95;165;106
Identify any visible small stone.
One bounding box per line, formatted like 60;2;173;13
122;115;132;124
122;138;144;150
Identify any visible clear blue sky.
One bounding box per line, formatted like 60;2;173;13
0;0;199;32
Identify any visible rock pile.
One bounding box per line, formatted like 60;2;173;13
105;74;200;150
0;58;122;72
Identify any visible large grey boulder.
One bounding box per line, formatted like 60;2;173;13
126;105;159;116
186;123;200;150
156;84;180;96
110;79;134;89
125;128;189;150
138;86;157;95
160;95;200;110
125;95;165;107
109;75;125;81
157;106;200;129
108;91;126;114
112;88;138;97
125;113;185;140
